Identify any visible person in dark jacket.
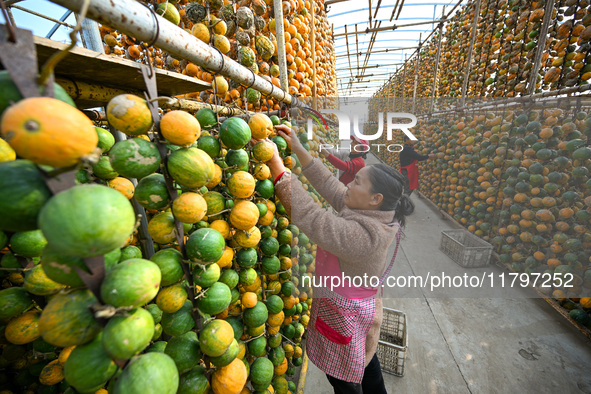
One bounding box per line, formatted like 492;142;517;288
400;135;435;195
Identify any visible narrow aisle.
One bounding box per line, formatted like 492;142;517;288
381;192;591;394
304;155;591;394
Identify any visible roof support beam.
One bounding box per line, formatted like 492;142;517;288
526;0;554;95
334;18;445;38
336;62;404;71
395;0;406;20
430;7;445;112
346;79;391;84
460;0;481;106
373;0;382;19
390;0;400;22
355;24;360;73
344;25;353;79
353;72;395;78
412;35;422;113
325;0;351;6
359;20;381;79
335;46;418;58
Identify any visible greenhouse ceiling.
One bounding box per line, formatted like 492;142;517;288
326;0;465;98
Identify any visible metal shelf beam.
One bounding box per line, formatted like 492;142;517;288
49;0;303;107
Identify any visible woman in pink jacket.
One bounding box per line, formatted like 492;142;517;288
268;125;414;394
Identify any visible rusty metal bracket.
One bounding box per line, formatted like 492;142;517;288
37;165;108;300
141;64;160;128
75;255;106;303
0;25;43;99
36;166;111;301
140;64;201;329
14;255;34;270
141;64;187;255
39;167;77;195
141;65;186;256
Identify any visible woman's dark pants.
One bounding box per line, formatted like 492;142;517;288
325;353;388;394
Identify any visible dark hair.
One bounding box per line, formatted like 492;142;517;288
367;164;414;227
403;135;410;142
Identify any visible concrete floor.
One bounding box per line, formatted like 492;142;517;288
303;154;591;394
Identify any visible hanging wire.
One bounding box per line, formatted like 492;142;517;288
139;1;162;79
479;0;500;98
556;0;579;90
0;0;17;42
38;0;91;85
205;3;223;125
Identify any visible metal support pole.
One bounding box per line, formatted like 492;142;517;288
430;7;445;113
355;24;360;72
110;128;155;259
311;1;317;110
412;36;421;113
344;25;353;79
80;18;104;53
392;70;397;110
374;0;382;19
50;0;302;107
74;13;87;48
460;0;481;106
526;0;554;95
4;5;16;32
394;0;406;21
402;53;407;111
273;0;289;93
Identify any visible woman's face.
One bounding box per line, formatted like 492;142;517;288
344;167;382;210
350;139;366;153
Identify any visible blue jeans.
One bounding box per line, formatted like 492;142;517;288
325;353;388;394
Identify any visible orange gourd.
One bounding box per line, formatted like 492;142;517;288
242;292;258;308
172;192;208;224
212;358;248;394
39;359;65;386
227;171;256;198
1;97;97;167
5;310;41;345
230;200;260;230
107;177;135;199
248;113;274;140
160;110;201;146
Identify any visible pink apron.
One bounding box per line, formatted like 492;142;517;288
306;226;402;383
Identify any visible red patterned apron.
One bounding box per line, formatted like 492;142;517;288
306;227;401;383
401;160;419;190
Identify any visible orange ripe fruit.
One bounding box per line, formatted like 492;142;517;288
1;97;97;167
160;110;201;146
242;292;258;308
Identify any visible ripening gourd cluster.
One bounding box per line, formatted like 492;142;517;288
0;74;329;391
